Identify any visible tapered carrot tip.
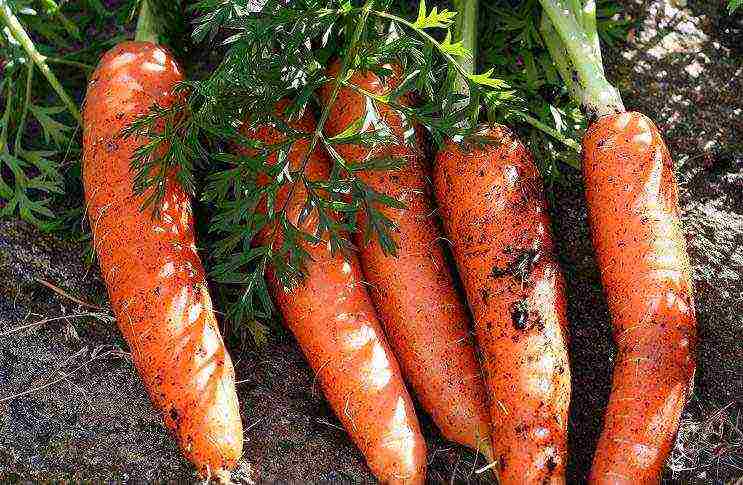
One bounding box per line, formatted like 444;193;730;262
173;384;244;477
368;420;427;484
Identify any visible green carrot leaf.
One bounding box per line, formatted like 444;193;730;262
29;105;72;146
413;0;457;29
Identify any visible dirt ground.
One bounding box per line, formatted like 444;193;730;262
0;0;741;483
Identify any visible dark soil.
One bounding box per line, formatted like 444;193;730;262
0;0;741;483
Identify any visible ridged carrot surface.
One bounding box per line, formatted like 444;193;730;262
582;112;697;484
82;41;243;478
234;101;427;484
319;60;493;458
434;125;571;484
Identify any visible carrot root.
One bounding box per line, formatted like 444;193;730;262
234;101;427;484
582;112;697;483
318;60;493;458
82;41;244;477
434;124;571;484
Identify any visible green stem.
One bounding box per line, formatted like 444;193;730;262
451;0;479;126
538;0;623;117
582;0;603;74
47;57;94;72
0;80;12;153
451;0;478;76
0;0;82;124
14;62;34;156
522;114;581;156
135;0;158;43
540;13;580;102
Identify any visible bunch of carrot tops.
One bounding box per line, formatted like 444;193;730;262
3;0;698;483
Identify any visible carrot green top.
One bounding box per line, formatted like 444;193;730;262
450;0;478;129
538;0;625;119
135;0;159;44
452;0;478;77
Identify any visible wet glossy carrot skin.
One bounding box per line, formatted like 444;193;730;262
434;125;571;484
319;61;493;458
82;42;243;477
583;112;697;484
234;102;426;484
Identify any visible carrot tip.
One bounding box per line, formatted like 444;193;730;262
478;440;495;463
475;459;498;475
213;468;234;484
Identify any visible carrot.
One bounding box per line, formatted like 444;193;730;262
82;41;243;480
234;100;427;484
434;125;571;484
538;2;698;481
582;112;696;483
318;59;493;459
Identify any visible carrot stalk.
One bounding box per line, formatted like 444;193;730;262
0;0;81;123
233;101;427;484
538;0;623;119
451;0;479;91
319;60;494;460
82;17;243;479
134;0;158;44
539;1;698;482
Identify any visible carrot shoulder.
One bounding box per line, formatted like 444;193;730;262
82;41;243;478
234;101;427;484
434;125;571;484
318;60;493;458
583;112;696;484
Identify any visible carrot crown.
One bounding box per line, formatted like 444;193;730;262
538;0;625;120
135;0;159;44
450;0;479;128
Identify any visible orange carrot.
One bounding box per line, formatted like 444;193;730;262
537;2;699;479
434;125;571;484
582;112;696;484
234;100;427;484
82;41;243;479
318;60;493;458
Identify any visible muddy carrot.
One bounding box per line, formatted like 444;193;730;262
83;41;243;479
434;125;571;484
319;59;493;459
233;100;427;484
418;1;573;481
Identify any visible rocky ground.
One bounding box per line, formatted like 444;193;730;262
0;0;741;483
